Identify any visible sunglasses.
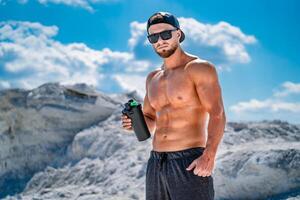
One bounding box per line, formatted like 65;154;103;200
147;28;178;44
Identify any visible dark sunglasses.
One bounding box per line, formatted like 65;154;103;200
147;28;178;44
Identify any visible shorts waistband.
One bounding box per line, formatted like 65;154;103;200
150;146;205;160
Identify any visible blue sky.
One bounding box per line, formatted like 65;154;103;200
0;0;299;123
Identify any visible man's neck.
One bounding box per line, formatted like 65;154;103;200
162;47;189;70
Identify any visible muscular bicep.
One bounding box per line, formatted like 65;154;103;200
143;92;156;120
142;70;158;120
187;62;225;116
195;78;224;116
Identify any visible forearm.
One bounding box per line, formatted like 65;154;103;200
144;115;156;135
205;111;226;156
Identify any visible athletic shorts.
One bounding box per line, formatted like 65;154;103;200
145;147;215;200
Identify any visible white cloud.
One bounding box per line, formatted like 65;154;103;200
230;99;269;112
179;18;256;63
99;48;151;73
230;81;300;113
0;20;150;91
128;17;257;68
230;99;300;113
128;21;147;50
0;16;259;97
270;102;300;112
113;74;146;98
273;81;300;97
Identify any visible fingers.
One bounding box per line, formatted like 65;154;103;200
193;162;202;175
195;165;212;177
121;114;131;122
186;160;196;171
197;170;211;177
121;114;133;131
186;159;211;177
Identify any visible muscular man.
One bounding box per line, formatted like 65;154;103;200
121;11;226;200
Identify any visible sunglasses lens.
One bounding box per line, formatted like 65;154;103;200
147;29;176;44
160;30;172;40
148;34;159;44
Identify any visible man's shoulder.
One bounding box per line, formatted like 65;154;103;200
146;68;161;81
185;58;215;73
185;58;217;83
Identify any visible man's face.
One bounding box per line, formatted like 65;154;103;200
148;23;181;58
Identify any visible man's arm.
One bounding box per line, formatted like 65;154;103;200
142;70;159;135
186;61;226;157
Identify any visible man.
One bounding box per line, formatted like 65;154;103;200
121;11;226;200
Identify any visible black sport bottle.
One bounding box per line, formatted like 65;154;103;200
122;99;151;141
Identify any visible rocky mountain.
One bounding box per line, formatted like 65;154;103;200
0;83;299;200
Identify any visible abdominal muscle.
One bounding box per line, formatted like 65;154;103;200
152;105;208;152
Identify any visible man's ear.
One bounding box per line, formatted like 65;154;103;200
177;31;181;41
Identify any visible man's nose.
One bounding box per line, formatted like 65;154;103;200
156;36;165;46
157;35;163;42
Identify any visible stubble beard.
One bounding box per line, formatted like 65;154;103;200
155;42;178;58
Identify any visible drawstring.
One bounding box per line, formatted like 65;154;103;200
158;152;167;171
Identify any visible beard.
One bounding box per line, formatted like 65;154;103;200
155;42;178;58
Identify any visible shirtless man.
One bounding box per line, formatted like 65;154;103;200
121;11;226;200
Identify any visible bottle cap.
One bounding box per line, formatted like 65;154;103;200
129;99;139;107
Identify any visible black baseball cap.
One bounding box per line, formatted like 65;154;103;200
147;11;185;43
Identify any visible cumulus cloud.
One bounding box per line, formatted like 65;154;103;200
179;18;256;63
128;21;148;50
230;81;300;113
113;74;147;98
0;20;150;94
273;81;300;97
128;17;257;69
0;16;258;97
230;99;300;113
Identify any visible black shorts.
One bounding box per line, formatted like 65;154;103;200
145;147;215;200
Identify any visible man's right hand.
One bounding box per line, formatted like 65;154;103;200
121;114;133;131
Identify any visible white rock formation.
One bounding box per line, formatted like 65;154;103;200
0;83;299;200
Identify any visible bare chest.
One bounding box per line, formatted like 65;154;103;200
148;67;200;111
